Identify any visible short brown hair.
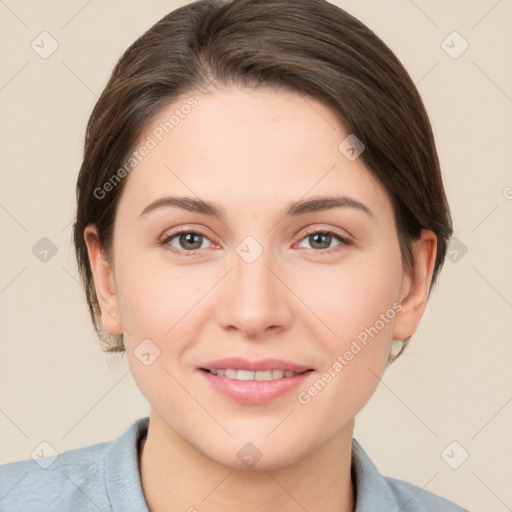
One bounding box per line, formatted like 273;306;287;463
73;0;453;361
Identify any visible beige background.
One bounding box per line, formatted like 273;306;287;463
1;1;511;511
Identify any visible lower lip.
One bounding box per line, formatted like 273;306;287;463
198;369;314;405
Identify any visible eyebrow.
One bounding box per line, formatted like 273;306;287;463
139;195;374;220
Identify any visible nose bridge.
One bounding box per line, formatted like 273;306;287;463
215;233;293;336
233;233;279;306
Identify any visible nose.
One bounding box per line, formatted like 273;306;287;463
215;243;294;339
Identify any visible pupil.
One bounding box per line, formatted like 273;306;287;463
181;233;202;249
312;233;330;249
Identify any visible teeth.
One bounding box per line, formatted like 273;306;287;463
208;368;300;380
237;369;255;381
271;369;285;379
256;370;272;381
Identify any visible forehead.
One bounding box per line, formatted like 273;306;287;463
116;86;393;222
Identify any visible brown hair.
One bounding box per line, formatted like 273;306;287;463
73;0;453;361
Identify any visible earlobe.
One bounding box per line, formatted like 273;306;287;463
83;225;123;336
392;230;437;341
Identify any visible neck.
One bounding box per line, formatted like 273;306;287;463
139;409;355;512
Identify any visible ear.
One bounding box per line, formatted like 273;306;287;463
392;230;437;341
83;225;123;336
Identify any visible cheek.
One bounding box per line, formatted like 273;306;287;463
296;246;403;408
310;247;403;404
114;255;215;391
114;247;200;337
115;261;199;410
302;247;403;347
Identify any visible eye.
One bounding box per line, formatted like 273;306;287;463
295;228;352;253
161;230;213;254
160;227;352;255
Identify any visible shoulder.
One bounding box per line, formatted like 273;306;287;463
383;475;470;511
351;438;471;511
0;416;150;512
0;439;112;512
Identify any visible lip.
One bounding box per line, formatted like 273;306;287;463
197;358;315;405
199;357;313;373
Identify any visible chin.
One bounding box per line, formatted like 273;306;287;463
223;448;304;472
197;433;315;472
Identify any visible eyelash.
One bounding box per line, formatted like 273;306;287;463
160;227;352;256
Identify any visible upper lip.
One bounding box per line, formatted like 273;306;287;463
199;358;313;373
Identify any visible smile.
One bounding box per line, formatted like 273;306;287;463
198;367;314;404
204;368;306;380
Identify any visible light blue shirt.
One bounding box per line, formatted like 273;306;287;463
0;416;470;511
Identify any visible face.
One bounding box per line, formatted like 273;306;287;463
86;86;435;470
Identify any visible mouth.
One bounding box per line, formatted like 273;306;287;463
197;358;315;404
199;368;313;381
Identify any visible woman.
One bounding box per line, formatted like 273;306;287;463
0;0;470;510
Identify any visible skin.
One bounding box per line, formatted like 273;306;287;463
84;86;437;512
